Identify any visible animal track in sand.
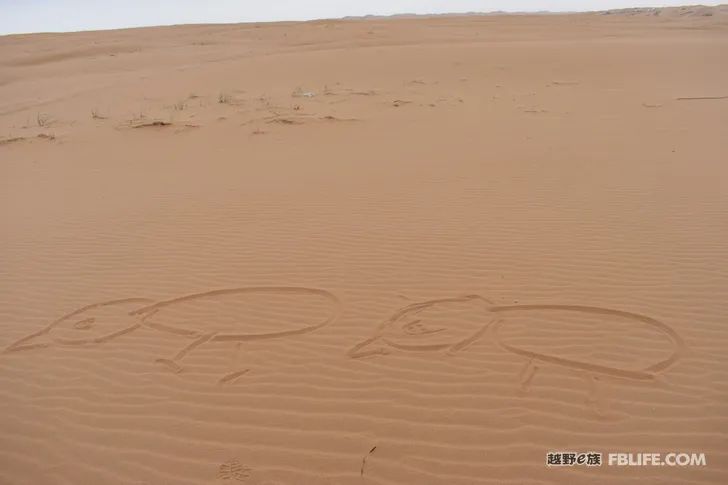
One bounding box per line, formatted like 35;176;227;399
4;287;342;383
349;295;685;413
217;459;251;481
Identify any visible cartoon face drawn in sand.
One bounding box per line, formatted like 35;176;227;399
4;287;341;384
348;295;494;358
4;298;154;352
349;295;685;412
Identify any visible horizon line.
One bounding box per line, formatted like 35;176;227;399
1;3;723;37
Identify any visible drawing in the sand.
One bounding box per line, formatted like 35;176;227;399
348;294;685;412
4;287;341;384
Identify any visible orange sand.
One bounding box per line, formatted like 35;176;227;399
1;6;727;485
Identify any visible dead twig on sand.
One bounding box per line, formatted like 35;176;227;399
91;109;108;120
320;115;358;122
130;120;172;129
360;446;377;477
0;136;25;146
676;95;728;101
266;117;302;125
1;134;55;146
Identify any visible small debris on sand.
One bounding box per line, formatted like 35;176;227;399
360;446;377;477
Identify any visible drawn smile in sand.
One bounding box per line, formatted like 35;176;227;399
349;295;685;412
4;287;341;384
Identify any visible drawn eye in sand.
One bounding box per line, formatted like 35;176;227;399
4;287;341;384
3;298;154;351
349;295;685;412
72;318;95;330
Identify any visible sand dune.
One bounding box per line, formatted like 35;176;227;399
1;6;728;485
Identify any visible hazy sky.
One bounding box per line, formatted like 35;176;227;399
1;1;721;35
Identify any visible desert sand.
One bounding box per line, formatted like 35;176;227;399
1;5;727;485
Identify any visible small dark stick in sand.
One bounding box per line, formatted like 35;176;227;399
360;446;377;477
676;95;728;101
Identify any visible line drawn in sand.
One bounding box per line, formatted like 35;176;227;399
4;287;341;384
348;295;685;413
